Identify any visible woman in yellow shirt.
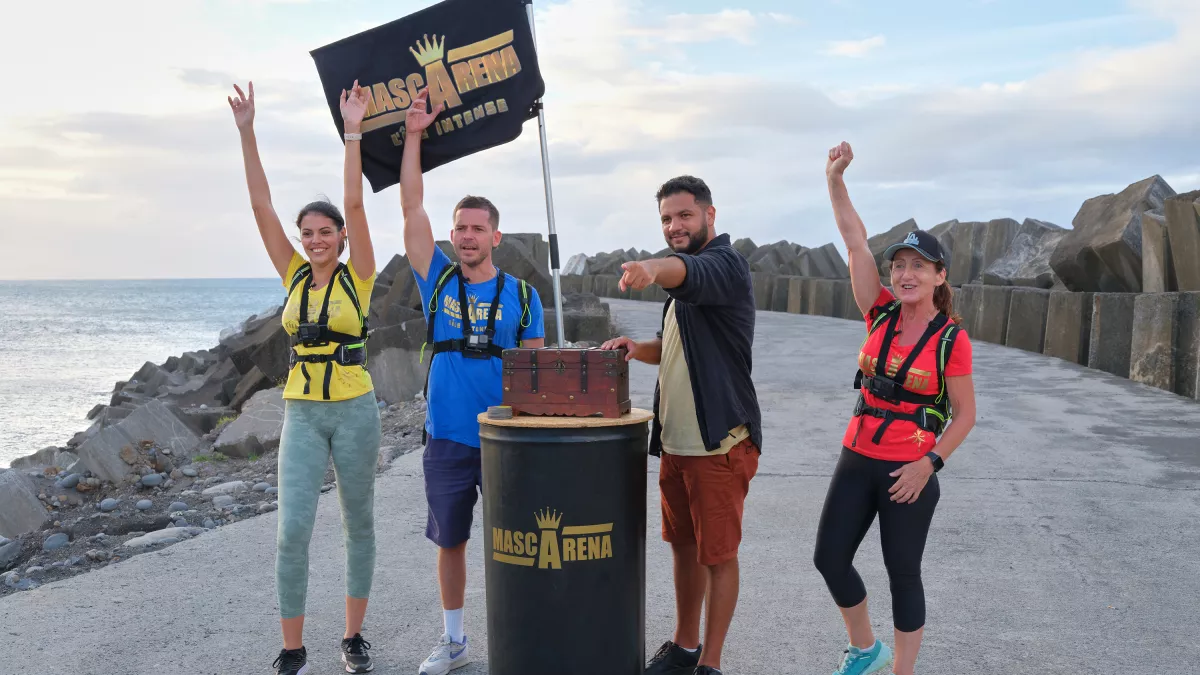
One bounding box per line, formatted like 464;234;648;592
230;80;381;675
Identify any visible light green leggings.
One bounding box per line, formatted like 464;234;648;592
276;391;381;619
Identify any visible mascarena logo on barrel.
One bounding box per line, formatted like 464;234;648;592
491;508;614;570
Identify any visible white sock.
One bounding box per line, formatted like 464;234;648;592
444;608;465;643
681;645;700;654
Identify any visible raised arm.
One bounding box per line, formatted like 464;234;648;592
340;80;375;278
826;142;883;315
399;89;444;280
229;82;295;280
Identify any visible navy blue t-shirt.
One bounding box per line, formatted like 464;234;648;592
415;246;545;447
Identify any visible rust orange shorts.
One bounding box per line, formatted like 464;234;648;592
659;438;760;566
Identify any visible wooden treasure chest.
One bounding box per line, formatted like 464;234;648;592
501;347;632;418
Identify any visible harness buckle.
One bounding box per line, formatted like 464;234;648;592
336;343;366;366
862;375;902;404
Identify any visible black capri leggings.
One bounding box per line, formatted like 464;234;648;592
813;446;940;633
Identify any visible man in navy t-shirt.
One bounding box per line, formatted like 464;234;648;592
400;88;546;675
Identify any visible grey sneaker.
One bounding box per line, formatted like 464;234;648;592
273;647;309;675
341;633;373;673
419;633;469;675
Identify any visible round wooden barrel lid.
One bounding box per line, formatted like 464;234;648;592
478;408;654;428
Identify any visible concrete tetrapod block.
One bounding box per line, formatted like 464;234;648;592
1005;289;1052;353
1129;293;1180;392
771;276;794;313
948;222;989;286
1164;191;1200;292
1141;213;1174;293
1043;291;1095;365
843;284;864;322
979;218;1023;283
970;286;1015;345
1173;292;1200;400
786;277;808;314
560;276;584;295
0;470;49;539
579;275;595;295
751;273;773;311
1088;293;1137;378
830;280;854;319
806;279;841;317
956;285;985;338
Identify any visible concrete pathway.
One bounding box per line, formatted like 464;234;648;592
1;299;1198;674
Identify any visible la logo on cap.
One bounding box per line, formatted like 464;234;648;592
903;232;920;246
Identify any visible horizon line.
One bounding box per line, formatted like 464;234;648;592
0;276;281;282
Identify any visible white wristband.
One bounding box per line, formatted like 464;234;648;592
344;132;363;141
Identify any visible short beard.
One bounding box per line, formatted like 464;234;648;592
459;245;493;268
668;217;709;256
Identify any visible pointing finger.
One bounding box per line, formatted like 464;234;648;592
233;83;245;100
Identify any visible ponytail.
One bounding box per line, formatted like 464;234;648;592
933;263;961;324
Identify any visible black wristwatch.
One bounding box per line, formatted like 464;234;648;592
924;451;944;473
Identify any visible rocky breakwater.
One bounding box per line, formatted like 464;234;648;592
568;176;1200;402
0;397;428;596
564;238;851;311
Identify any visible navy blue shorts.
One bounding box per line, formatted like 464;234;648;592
423;437;482;548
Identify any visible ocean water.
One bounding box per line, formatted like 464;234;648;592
0;279;285;468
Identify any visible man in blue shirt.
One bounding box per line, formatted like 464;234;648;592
400;89;546;675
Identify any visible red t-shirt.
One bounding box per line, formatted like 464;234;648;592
841;286;973;462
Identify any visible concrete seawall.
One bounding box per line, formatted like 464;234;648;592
566;275;1200;403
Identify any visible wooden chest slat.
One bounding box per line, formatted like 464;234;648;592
501;348;631;418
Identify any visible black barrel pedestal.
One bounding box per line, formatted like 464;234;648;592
478;409;653;675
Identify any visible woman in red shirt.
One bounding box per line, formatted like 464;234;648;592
814;142;977;675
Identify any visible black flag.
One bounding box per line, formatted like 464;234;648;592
310;0;545;193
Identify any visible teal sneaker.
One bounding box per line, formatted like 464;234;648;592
832;639;893;675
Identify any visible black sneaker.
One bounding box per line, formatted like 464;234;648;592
646;640;701;675
272;646;309;675
693;667;722;675
341;633;373;673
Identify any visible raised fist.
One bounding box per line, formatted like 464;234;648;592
826;141;853;179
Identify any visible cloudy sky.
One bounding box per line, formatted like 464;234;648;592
2;0;1197;280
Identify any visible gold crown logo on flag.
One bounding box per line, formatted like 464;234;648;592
409;34;446;66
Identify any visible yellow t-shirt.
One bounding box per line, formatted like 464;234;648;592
280;252;376;402
658;299;749;456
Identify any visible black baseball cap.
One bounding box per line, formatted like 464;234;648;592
884;229;946;265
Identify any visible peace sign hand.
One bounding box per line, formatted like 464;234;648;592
228;82;255;130
340;80;370;132
405;88;444;134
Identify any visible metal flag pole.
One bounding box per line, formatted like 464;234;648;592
524;0;566;347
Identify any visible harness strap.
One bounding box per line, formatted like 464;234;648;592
516;279;530;346
856;401;943;444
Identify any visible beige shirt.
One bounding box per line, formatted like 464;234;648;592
658;300;749;456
